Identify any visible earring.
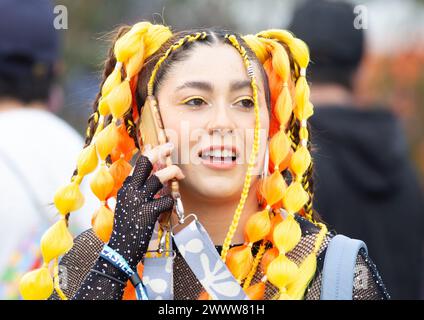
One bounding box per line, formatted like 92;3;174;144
258;143;270;208
261;142;269;180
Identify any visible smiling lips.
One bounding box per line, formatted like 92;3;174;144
198;145;239;170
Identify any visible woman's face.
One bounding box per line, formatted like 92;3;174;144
145;43;269;202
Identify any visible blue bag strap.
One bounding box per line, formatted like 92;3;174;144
320;234;368;300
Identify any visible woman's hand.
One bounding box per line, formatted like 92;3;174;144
73;143;184;300
107;142;185;270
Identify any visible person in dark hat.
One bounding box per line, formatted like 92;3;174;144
289;0;424;300
0;0;94;299
0;0;59;106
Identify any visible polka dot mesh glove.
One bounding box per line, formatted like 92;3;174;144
107;154;175;269
73;155;174;300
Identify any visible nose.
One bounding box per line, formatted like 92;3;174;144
206;103;236;136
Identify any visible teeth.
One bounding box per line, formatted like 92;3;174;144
201;149;236;158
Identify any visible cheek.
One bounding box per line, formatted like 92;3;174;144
160;105;206;166
241;104;270;146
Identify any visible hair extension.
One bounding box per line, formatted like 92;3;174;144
242;33;299;300
19;22;172;300
243;30;328;300
287;112;319;222
219;34;262;267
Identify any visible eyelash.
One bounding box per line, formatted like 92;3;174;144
235;97;254;109
181;96;254;109
182;96;207;107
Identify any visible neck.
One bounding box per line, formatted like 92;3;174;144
0;98;47;112
174;180;261;246
310;84;355;107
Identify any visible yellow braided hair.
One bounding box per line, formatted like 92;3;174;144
19;22;172;300
239;29;327;300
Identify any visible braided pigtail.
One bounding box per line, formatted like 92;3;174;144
218;35;262;281
242;34;298;300
243;30;329;300
19;22;172;300
286;222;328;299
88;22;173;242
287;117;317;221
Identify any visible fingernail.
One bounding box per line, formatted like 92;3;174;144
165;142;174;149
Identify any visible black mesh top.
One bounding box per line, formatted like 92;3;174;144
50;215;390;300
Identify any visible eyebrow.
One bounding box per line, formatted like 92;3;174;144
176;80;258;93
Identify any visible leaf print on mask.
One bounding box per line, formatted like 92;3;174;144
178;238;204;257
199;253;241;298
143;275;168;294
186;238;204;253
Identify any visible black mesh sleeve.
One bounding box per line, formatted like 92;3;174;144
49;229;103;300
352;248;391;300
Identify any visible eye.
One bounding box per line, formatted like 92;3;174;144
181;96;208;107
234;97;254;109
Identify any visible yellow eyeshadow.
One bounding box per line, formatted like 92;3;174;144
180;96;205;104
234;96;254;103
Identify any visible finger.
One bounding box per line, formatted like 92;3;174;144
139;174;164;200
154;165;185;185
130;142;174;188
129;154;153;188
142;195;175;221
142;142;174;165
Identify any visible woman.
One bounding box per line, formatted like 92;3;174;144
19;23;390;300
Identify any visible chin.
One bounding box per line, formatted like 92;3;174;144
197;185;240;200
185;174;242;200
